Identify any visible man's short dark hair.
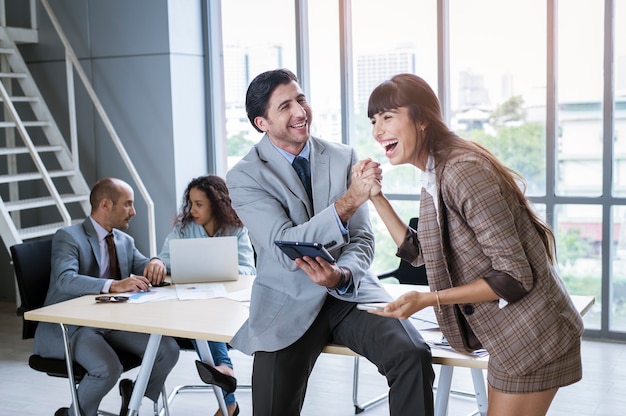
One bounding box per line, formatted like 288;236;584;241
90;178;121;210
245;68;299;133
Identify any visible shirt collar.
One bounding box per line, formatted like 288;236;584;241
420;153;439;214
90;216;111;242
272;141;310;164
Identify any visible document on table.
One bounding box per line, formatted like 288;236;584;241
175;283;228;300
126;287;178;303
409;306;440;330
224;287;252;302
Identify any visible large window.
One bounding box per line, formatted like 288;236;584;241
216;0;626;340
221;0;297;170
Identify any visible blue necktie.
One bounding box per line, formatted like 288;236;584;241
292;156;312;203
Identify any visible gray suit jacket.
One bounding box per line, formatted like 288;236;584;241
226;135;391;355
33;218;151;358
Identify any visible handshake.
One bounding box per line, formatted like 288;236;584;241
350;158;384;202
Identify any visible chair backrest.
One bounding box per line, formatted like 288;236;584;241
10;238;53;340
395;217;428;286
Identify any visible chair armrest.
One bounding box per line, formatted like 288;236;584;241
377;268;399;279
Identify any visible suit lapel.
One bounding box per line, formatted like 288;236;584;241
309;138;329;214
114;233;128;278
83;219;103;272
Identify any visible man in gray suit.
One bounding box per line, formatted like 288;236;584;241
226;69;434;415
34;178;179;416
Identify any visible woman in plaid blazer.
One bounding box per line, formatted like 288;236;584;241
354;73;583;416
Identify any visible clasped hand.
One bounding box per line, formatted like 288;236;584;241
350;158;383;203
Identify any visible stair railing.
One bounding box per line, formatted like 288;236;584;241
39;0;157;255
0;62;72;228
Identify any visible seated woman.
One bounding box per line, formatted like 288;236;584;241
159;174;256;416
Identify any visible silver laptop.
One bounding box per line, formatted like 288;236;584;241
169;236;239;284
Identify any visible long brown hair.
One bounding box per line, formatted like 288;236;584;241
176;175;243;231
368;73;557;263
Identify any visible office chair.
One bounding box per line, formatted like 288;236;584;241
11;239;169;416
376;217;427;286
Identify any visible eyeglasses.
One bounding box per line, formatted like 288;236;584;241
95;295;129;303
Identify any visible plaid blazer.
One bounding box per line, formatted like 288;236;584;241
398;150;583;377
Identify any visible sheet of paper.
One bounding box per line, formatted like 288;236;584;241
224;287;252;302
409;306;440;330
421;331;489;357
125;287;178;303
175;283;227;300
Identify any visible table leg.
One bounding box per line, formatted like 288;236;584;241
196;339;228;416
434;365;453;416
128;334;162;416
59;323;80;416
470;368;488;415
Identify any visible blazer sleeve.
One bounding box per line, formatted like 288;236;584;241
235;227;257;275
124;235;150;276
440;156;534;296
50;228;107;297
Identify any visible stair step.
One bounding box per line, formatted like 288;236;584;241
4;194;89;212
0;96;39;102
0;120;50;128
18;219;84;241
0;48;15;54
0;169;77;184
0;145;63;156
0;72;26;78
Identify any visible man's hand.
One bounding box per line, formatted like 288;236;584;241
143;258;167;285
294;256;343;289
335;159;382;223
109;274;151;293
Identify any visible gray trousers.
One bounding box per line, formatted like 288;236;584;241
66;327;179;416
252;295;435;416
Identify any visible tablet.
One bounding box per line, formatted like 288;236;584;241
274;240;336;263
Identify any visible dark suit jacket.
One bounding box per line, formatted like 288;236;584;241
33;218;150;358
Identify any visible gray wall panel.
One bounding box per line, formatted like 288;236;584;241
1;0;207;301
89;0;170;58
21;0;91;62
91;54;177;255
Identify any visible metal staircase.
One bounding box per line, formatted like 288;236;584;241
0;24;91;250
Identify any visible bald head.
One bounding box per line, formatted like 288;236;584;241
90;178;136;231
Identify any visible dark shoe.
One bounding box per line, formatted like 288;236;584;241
54;408;69;416
195;360;237;393
118;378;134;416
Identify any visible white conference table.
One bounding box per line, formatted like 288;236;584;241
24;276;594;416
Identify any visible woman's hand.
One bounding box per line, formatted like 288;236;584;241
351;159;382;199
369;291;431;319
